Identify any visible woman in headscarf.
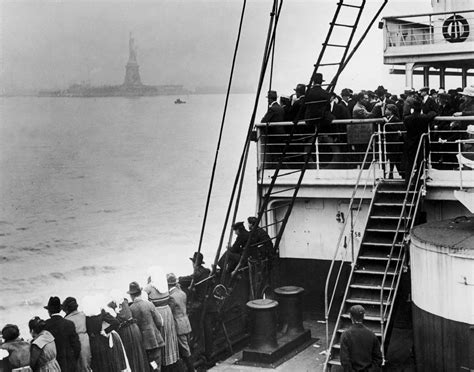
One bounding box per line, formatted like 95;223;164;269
62;297;92;371
108;290;149;372
144;267;180;372
0;324;31;371
28;317;61;372
82;294;130;372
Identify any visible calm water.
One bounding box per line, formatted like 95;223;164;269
0;94;257;331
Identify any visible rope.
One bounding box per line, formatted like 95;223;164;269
212;0;284;277
196;0;248;254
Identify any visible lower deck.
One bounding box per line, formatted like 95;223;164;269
209;315;414;372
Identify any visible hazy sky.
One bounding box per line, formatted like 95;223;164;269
0;0;449;94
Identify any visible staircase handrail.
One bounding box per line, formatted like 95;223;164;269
324;132;382;349
379;132;429;356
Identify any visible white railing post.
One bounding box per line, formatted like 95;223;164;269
316;137;320;170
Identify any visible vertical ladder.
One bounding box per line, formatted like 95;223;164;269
233;0;368;281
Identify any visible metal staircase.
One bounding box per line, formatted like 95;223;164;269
224;0;370;289
324;133;430;370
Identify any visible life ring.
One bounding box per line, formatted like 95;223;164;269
442;15;469;43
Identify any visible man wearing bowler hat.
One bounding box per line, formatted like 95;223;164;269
419;86;438;114
128;281;165;371
44;296;81;372
340;305;382;372
287;83;306;121
261;90;285;123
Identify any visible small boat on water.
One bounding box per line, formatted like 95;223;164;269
174;98;186;104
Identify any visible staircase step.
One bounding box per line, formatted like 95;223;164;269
341;313;385;322
327;359;341;365
350;283;393;290
353;268;396;275
346;297;391;306
363;233;404;246
358;252;401;261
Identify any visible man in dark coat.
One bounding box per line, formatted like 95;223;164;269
247;216;274;260
340;88;355;118
340;305;382;372
294;72;331;132
261;90;285;123
128;281;164;370
419;87;438;114
44;296;81;372
287;83;306;121
403;100;437;181
219;221;250;274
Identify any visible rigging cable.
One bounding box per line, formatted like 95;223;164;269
215;0;284;283
196;0;248;254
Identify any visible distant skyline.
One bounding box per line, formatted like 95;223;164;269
2;0;466;96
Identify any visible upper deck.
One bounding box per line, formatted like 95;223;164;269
254;118;474;201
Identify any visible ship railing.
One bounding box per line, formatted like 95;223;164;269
456;138;474;190
430;116;474;173
379;132;429;361
382;10;474;50
255;119;386;171
323;132;382;352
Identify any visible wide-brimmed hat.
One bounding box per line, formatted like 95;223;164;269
127;281;142;295
374;85;387;96
44;296;61;313
61;297;78;312
460;85;474;97
190;251;205;265
419;87;429;94
267;90;277;99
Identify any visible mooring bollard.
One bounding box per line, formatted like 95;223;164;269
274;286;305;336
246;298;279;351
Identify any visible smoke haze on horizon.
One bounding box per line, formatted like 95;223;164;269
1;0;446;95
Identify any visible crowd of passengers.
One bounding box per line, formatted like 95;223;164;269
0;265;208;372
0;216;274;372
260;74;474;177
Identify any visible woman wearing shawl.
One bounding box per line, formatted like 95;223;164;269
0;324;31;371
82;295;130;372
144;267;180;371
28;317;61;372
108;291;149;372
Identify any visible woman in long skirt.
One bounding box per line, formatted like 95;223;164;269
83;295;130;372
108;296;148;372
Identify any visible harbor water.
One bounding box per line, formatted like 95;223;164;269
0;94;257;332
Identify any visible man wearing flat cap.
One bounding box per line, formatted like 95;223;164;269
128;281;165;370
44;296;81;372
167;273;195;371
218;221;250;273
340;305;382;372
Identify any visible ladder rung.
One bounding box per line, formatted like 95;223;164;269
261;219;285;229
318;62;342;66
270;187;297;195
330;22;355;28
339;2;363;9
265;202;292;213
274;169;303;178
323;43;347;48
